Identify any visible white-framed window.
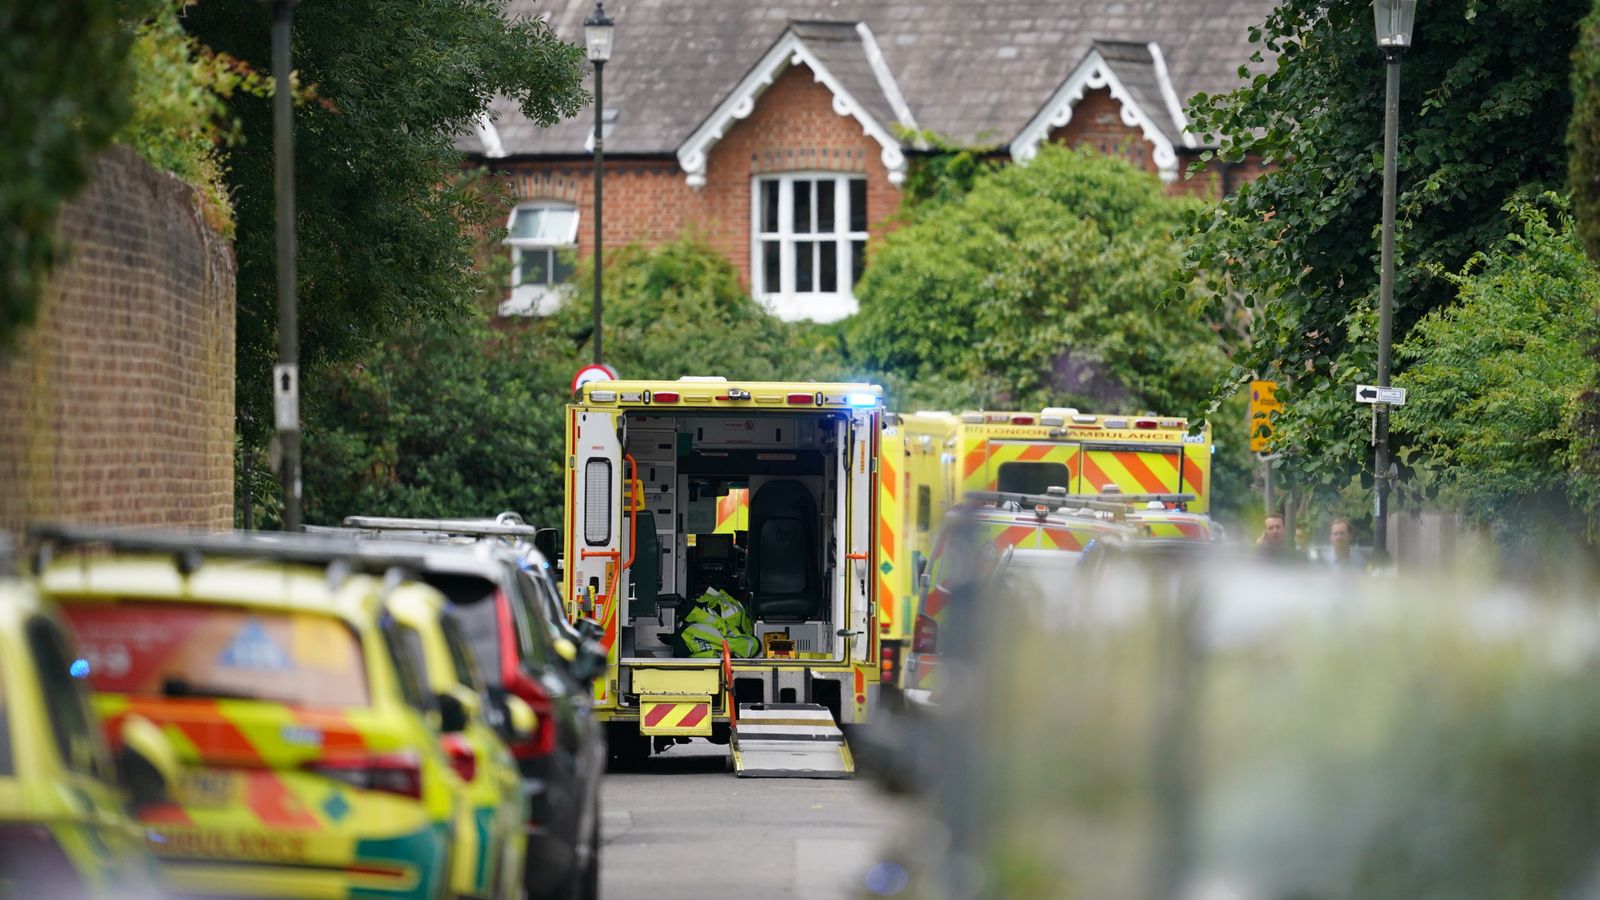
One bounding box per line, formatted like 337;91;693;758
752;174;868;321
502;201;579;317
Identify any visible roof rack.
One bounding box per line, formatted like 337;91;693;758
29;523;464;576
964;491;1197;518
340;515;539;539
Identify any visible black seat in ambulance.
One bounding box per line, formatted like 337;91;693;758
747;479;821;620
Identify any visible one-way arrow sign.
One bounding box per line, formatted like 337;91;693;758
1355;384;1406;406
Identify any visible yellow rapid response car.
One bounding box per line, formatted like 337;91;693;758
41;542;463;900
0;578;159;899
386;580;530;899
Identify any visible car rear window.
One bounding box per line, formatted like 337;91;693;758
422;574;504;687
59;602;369;708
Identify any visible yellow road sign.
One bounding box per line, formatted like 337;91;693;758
1248;380;1281;453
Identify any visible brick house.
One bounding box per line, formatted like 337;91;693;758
469;0;1275;321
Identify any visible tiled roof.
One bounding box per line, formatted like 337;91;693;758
478;0;1275;158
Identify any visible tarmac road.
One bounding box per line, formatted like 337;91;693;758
598;740;910;900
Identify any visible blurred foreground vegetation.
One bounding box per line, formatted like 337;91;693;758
892;553;1600;899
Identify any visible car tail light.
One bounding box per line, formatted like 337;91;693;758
439;734;477;783
0;824;83;894
497;590;558;759
879;644;898;683
912;615;938;654
786;393;816;405
308;752;423;800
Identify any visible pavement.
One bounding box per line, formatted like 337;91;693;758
599;741;910;899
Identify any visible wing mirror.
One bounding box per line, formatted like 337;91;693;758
435;687;478;734
533;527;562;574
576;617;603;642
118;714;179;811
555;637;607;682
504;695;538;741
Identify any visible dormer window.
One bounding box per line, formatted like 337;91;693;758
502;202;579;316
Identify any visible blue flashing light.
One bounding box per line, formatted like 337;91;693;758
70;659;90;679
845;393;878;408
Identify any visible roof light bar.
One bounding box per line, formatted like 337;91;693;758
960;413;984;424
1103;418;1128;428
1040;416;1065;427
652;391;679;403
1010;415;1035;425
845;393;878;408
589;390;616;402
1134;419;1158;429
787;393;816;405
1072;415;1097;424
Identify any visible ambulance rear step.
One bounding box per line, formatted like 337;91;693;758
730;703;854;779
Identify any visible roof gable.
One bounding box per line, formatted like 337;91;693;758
1011;40;1194;182
676;21;915;188
473;1;1276;160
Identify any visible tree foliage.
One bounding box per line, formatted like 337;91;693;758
305;235;831;526
179;0;588;446
850;145;1226;416
304;315;569;527
0;0;133;351
1571;0;1600;260
1183;0;1588;495
117;0;272;237
1394;195;1597;545
555;235;837;382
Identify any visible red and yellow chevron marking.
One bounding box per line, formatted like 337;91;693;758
639;698;712;736
1079;449;1180;496
714;488;749;534
877;448;902;635
963;440;1081;494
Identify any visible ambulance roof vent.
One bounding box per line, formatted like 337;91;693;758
679;376;727;382
1042;407;1080;417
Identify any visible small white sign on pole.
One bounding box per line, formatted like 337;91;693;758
1355;384;1407;406
273;364;299;430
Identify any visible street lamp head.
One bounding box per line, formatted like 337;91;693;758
1374;0;1418;51
584;1;615;62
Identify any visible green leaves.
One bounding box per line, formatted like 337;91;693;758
1394;195;1597;544
1184;0;1587;506
178;0;587;447
0;0;132;351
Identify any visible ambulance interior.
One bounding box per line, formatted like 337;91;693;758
618;412;847;662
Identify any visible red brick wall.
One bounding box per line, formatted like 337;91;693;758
0;146;237;537
1052;88;1164;176
492;62;896;294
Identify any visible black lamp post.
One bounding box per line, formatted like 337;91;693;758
584;2;614;367
1372;0;1417;561
264;0;301;531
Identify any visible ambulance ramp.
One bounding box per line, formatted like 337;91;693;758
731;703;854;779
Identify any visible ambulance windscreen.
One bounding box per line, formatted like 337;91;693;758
58;602;370;708
996;461;1072;495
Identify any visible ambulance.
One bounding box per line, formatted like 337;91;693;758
562;378;882;777
876;408;1212;696
874;412;958;700
944;409;1213;511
